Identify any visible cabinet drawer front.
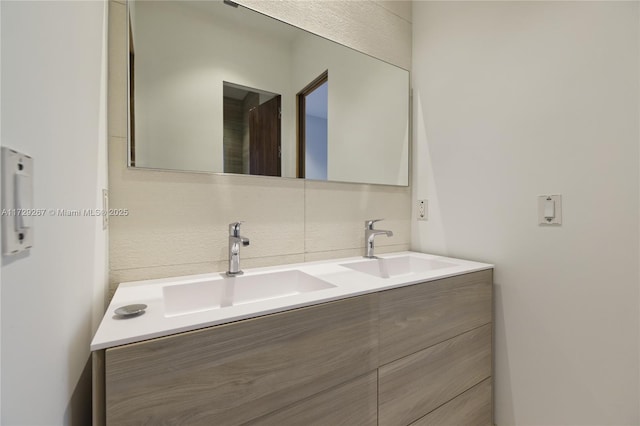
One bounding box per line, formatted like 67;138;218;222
378;324;492;426
379;269;492;363
245;372;378;426
410;378;492;426
105;294;378;426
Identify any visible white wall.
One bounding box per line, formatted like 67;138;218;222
0;1;108;424
412;2;639;424
93;0;110;343
0;3;3;419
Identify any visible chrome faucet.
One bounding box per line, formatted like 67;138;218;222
227;222;250;276
364;219;393;258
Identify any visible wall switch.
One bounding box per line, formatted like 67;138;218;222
2;147;35;255
418;199;427;221
538;195;562;225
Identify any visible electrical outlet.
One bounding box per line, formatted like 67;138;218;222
102;189;109;230
418;200;427;221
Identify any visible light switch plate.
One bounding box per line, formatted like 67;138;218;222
2;147;34;255
538;194;562;225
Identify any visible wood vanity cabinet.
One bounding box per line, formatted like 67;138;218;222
94;269;493;426
378;269;493;425
102;295;379;425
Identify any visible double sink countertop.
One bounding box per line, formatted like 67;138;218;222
91;251;493;351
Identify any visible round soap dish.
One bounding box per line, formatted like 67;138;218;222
114;304;147;318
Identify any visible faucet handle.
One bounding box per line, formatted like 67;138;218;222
229;221;243;237
365;219;384;229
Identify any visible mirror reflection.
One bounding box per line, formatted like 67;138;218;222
128;0;409;186
223;82;281;176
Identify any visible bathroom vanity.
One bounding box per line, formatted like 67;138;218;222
92;252;493;425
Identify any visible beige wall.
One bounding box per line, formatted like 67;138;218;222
108;0;412;293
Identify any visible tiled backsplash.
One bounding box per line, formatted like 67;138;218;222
108;0;412;294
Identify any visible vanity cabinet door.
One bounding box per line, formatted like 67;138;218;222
379;269;492;364
245;372;378;426
105;294;379;426
410;378;492;426
378;324;492;426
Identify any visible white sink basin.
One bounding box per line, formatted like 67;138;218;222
163;270;336;317
340;255;456;279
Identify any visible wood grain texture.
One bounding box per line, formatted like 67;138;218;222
237;0;411;69
304;180;411;253
105;294;378;425
303;244;410;263
108;0;127;139
92;351;106;426
374;0;412;23
223;97;245;174
378;324;492;426
379;269;492;364
245;372;378;426
108;138;306;271
410;378;492;426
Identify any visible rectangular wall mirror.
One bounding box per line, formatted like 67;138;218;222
128;0;409;186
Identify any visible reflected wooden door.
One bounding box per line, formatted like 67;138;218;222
296;71;328;179
249;95;281;176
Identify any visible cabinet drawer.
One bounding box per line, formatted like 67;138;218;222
245;372;378;426
379;269;492;364
105;294;379;425
411;378;492;426
378;324;492;426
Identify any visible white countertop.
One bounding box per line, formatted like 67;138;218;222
91;251;493;351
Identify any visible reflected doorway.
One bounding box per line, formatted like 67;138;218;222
297;71;328;180
223;82;281;177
